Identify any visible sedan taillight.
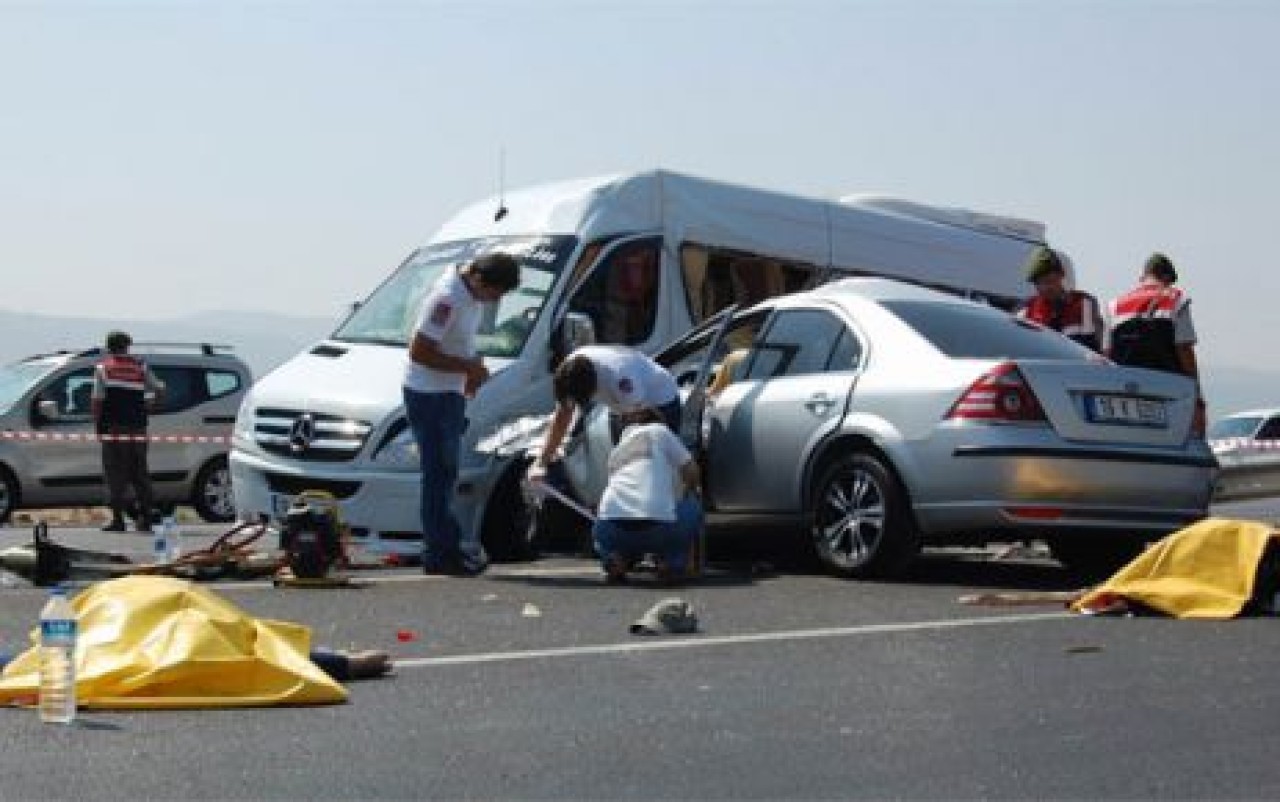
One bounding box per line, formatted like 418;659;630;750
947;362;1047;424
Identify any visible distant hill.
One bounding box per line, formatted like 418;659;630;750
0;307;338;379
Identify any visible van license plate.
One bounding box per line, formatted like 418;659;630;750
1086;394;1167;428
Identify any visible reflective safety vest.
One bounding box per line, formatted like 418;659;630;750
1108;284;1188;375
98;354;149;432
1018;290;1102;351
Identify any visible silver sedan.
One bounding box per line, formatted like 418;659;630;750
543;278;1216;578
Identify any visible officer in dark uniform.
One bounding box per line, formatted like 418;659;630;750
90;331;166;533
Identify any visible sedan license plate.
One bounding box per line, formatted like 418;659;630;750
1086;394;1168;428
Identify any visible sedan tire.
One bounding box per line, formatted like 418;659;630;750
808;452;920;579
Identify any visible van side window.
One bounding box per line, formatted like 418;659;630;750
569;239;661;346
744;310;847;381
681;245;814;325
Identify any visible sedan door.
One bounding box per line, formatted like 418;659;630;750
705;307;863;513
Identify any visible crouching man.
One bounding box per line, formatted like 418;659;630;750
593;408;703;584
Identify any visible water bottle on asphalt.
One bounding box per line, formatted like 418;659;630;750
153;516;173;565
39;585;77;724
165;515;182;563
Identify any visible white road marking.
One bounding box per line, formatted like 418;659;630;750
393;611;1074;669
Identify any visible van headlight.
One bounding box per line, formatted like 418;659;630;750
371;425;420;471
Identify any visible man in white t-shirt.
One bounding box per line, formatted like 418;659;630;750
403;253;519;575
530;345;680;478
592;410;703;583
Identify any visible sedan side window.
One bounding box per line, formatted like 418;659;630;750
826;328;863;372
1257;417;1280;441
744;310;848;381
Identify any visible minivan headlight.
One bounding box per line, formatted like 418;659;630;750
371;426;420;471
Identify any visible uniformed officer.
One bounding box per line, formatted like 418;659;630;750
90;331;165;533
1108;253;1205;431
1017;246;1104;352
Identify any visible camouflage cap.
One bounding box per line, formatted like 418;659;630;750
1024;246;1064;283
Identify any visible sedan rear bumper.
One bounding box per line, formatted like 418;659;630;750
952;445;1218;470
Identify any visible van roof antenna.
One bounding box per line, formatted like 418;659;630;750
494;147;509;222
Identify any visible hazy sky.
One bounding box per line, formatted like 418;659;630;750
2;0;1276;372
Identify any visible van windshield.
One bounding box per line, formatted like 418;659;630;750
332;235;577;357
0;361;56;414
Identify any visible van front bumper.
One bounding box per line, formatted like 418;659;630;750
229;448;498;554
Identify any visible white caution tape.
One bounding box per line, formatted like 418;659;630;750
1210;438;1280;452
1;430;230;445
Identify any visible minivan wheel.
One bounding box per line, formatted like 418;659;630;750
808;453;920;579
0;466;17;525
482;463;538;563
192;458;236;523
1048;536;1145;580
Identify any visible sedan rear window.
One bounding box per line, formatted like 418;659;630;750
882;300;1092;361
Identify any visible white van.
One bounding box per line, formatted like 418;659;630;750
229;170;1054;558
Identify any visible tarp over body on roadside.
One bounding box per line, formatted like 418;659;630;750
0;576;347;708
1073;519;1278;619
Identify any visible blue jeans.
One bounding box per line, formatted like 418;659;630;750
403;388;486;571
593;494;703;572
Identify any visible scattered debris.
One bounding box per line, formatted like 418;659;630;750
481;593;499;602
958;590;1084;607
395;629;418;643
521;603;542;618
630;598;698;635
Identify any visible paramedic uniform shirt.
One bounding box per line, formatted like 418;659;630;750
599;423;691;522
403;269;481;395
573;345;678;413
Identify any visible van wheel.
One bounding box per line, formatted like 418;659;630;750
0;466;18;525
1047;536;1145;580
482;463;538;563
808;453;919;579
192;458;235;523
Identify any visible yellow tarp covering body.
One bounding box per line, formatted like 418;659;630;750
1073;518;1278;620
0;576;347;708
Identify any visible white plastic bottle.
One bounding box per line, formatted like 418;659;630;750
164;515;182;562
153;517;173;564
39;586;77;724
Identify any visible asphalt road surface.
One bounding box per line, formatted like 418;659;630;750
0;500;1277;800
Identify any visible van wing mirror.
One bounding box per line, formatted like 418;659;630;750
561;312;597;354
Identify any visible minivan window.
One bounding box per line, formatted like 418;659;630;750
569;239;661;346
883;300;1092;361
0;362;54;414
333;235;577;358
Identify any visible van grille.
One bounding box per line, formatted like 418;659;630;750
253;407;372;463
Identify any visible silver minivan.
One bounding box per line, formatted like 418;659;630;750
0;344;250;524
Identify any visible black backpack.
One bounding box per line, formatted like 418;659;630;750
1110;295;1182;374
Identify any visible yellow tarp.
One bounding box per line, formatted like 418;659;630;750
0;576;347;708
1073;518;1278;620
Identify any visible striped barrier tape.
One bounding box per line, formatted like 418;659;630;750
1;430;230;445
